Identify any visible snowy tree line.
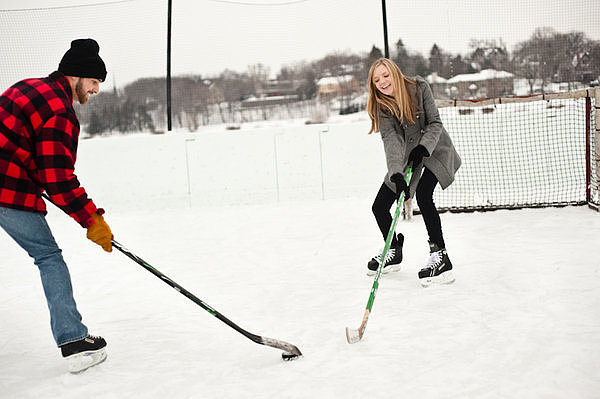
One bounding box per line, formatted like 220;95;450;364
78;27;600;134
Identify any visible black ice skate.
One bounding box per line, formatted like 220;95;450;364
367;234;404;275
418;242;455;287
60;334;107;373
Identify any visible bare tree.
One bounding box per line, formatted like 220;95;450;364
512;28;559;93
512;28;600;93
553;31;598;87
468;39;511;72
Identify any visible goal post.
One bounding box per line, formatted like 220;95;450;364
595;87;600;210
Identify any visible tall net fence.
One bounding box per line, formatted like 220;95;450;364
1;1;598;211
0;0;168;131
431;90;598;211
2;1;598;133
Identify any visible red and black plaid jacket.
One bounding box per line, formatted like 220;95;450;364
0;71;99;228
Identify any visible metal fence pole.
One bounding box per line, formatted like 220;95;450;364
381;0;389;58
166;0;172;131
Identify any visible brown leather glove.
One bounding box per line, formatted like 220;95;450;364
87;212;113;252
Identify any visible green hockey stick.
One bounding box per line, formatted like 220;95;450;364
346;168;412;344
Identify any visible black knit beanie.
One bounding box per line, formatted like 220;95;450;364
58;39;107;82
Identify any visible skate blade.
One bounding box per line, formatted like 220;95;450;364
66;348;107;373
366;264;401;276
420;270;455;287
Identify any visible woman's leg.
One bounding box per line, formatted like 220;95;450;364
371;182;399;246
415;168;445;249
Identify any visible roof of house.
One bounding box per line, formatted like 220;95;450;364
316;75;356;86
446;69;514;83
426;72;448;83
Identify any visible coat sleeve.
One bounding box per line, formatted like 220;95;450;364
418;79;444;156
36;114;98;227
379;112;406;178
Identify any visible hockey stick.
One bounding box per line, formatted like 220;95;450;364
40;194;301;360
346;168;412;344
111;240;303;360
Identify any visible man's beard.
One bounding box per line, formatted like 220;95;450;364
75;80;89;104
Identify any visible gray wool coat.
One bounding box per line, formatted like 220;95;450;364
379;76;461;196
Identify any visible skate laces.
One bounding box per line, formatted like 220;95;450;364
424;250;442;269
374;247;396;264
84;334;104;343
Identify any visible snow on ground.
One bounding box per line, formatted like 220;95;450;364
1;112;599;397
1;197;600;398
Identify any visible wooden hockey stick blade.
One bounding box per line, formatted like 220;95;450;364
345;327;362;344
346;310;370;344
260;336;303;359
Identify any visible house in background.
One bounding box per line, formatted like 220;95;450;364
445;69;514;99
258;79;301;98
241;79;301;108
316;75;361;100
426;72;449;98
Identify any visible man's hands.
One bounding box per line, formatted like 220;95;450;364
87;212;113;252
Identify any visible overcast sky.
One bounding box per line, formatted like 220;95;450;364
1;0;598;89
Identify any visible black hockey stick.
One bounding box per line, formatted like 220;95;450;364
111;239;302;360
40;194;301;360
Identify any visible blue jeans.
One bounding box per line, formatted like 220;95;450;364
0;206;88;346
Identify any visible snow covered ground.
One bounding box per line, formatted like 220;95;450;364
1;115;599;398
2;197;599;398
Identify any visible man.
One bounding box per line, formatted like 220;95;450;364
0;39;114;373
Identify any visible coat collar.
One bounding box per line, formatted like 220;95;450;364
49;71;74;103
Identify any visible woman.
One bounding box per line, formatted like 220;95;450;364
365;58;461;286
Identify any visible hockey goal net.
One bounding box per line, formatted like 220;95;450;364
423;87;598;212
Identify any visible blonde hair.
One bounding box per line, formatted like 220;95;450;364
366;58;416;134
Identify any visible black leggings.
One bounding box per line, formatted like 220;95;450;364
371;168;445;248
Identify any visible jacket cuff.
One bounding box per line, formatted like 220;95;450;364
83;208;105;228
